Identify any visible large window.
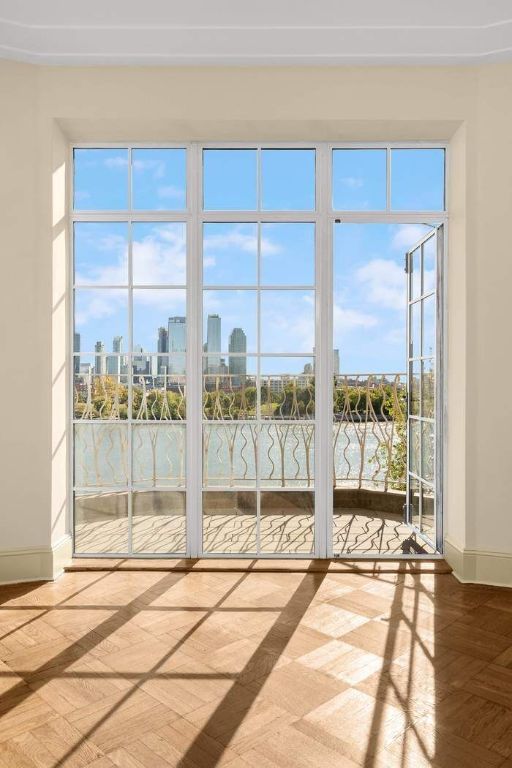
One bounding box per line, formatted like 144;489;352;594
72;144;446;557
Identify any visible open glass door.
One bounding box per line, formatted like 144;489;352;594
406;225;443;550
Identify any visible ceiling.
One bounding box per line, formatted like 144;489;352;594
0;0;511;66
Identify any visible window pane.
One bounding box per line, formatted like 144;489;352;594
203;491;257;553
421;421;435;484
74;289;128;354
391;149;445;211
74;367;129;420
203;423;257;487
332;149;386;210
260;491;314;553
132;425;186;486
132;222;186;286
74;149;128;211
74;424;128;487
133;289;186;353
132;491;186;554
74;222;128;286
74;491;128;553
260;357;315;420
423;294;435;357
203;290;257;353
203;149;257;210
261;149;315;211
203;223;257;286
409;477;420;529
132;491;186;553
421;483;435;538
410;361;421;417
132;149;186;210
203;357;257;420
259;424;314;488
410;246;421;301
260;223;315;286
132;368;186;419
411;301;421;359
422;359;435;420
260;290;314;354
423;235;437;294
409;419;421;478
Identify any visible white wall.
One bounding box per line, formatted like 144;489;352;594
0;60;511;583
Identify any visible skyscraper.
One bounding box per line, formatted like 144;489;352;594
168;316;186;375
106;336;123;376
94;341;105;375
157;327;168;375
206;314;221;373
228;327;247;382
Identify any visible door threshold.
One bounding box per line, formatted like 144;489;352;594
66;557;451;575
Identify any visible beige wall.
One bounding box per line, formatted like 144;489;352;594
0;60;511;582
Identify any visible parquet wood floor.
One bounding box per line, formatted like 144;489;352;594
0;566;511;767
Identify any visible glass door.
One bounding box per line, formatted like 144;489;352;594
406;225;442;548
200;148;317;555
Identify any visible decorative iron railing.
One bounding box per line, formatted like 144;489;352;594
333;374;407;491
73;371;407;492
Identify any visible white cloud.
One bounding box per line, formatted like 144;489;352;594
132;225;186;286
203;226;281;257
339;176;364;189
333;302;378;333
75;289;125;327
75;224;186;294
103;156;128;169
157;185;185;200
355;258;406;310
204;229;257;255
391;224;428;251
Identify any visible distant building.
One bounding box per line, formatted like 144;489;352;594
106;336;123;376
94;341;105;375
157;326;168;375
228;327;247;382
132;344;149;375
168;316;186;375
206;314;221;373
333;349;340;375
74;333;81;374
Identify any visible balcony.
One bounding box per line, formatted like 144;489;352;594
73;371;434;555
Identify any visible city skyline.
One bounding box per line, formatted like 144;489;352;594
75;321;339;380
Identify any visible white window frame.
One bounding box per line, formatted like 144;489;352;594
69;141;448;559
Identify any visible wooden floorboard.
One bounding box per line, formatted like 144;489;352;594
1;567;511;766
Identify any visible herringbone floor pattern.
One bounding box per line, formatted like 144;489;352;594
1;567;512;767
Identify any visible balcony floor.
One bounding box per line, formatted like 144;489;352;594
75;509;436;556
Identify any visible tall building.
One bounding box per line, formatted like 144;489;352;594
157;327;168;375
106;336;123;376
94;341;105;375
132;344;149;375
206;314;221;373
228;327;247;381
333;349;340;375
168;316;186;375
74;333;81;375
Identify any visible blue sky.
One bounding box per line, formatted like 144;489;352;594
74;147;443;373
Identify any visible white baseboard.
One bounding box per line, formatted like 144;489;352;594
444;537;512;588
0;535;72;585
